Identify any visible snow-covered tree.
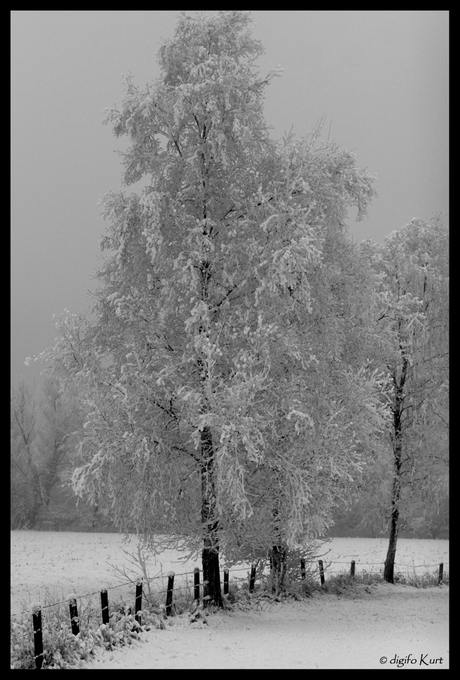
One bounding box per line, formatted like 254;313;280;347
34;11;385;602
360;216;449;581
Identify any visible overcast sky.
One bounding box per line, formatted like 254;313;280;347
11;10;449;387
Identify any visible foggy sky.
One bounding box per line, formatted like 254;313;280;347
11;10;449;386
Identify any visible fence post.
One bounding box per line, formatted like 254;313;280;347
100;590;109;625
194;568;200;602
32;604;44;669
350;560;356;579
300;558;306;581
249;564;256;593
318;560;325;586
68;596;80;635
223;568;229;595
135;580;142;625
438;563;444;585
165;572;175;616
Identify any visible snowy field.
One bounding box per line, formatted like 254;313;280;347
11;531;449;669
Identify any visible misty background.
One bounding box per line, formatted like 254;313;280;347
11;10;449;387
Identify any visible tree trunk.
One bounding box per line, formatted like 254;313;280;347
202;540;222;608
383;473;400;583
24;476;43;529
200;425;223;607
269;506;288;595
269;544;287;596
42;440;65;507
384;358;406;583
197;187;222;606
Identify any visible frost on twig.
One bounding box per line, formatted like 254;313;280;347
106;539;159;604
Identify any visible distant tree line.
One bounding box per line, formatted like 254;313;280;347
11;374;448;540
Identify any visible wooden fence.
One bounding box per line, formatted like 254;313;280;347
24;559;447;669
29;565;249;669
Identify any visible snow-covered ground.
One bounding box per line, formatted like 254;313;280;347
82;583;448;669
11;531;449;669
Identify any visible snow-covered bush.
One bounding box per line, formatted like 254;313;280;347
10;596;163;669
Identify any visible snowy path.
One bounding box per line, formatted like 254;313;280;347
82;583;449;669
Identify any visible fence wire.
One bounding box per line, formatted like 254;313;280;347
11;558;449;620
10;564;254;619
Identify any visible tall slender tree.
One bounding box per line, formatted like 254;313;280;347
361;217;448;582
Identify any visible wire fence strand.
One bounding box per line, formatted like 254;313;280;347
11;558;449;620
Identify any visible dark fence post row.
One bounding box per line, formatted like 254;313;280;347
316;559;354;584
315;560;446;585
29;559;447;666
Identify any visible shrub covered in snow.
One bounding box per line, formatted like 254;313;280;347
10;596;164;669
